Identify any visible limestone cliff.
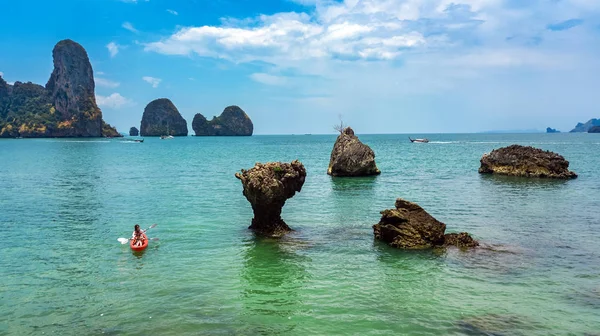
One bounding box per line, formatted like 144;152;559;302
140;98;188;136
570;119;600;133
327;127;380;177
192;105;253;136
0;39;120;138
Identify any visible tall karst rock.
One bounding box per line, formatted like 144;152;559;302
0;39;120;138
192;105;253;136
140;98;188;136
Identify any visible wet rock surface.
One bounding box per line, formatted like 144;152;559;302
327;127;380;177
373;198;478;249
192;105;253;136
235;160;306;237
479;145;577;179
140;98;188;136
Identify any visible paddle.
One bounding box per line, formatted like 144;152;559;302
117;224;157;244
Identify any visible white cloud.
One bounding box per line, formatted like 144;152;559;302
106;42;119;58
167;9;178;15
95;77;120;88
142;76;162;88
122;22;139;33
96;93;132;109
7;82;14;85
96;71;105;75
250;73;287;85
0;71;3;77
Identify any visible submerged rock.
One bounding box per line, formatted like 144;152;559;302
479;145;577;179
129;127;139;136
373;198;478;249
140;98;188;136
235;160;306;237
327;127;380;177
192;105;253;136
0;39;120;138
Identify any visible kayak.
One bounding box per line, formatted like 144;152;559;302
130;234;148;251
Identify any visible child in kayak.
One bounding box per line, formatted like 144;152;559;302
131;224;147;247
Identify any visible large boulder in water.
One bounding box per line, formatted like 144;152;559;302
479;145;577;179
235;160;306;237
129;127;139;136
140;98;188;136
0;39;120;138
192;105;253;136
327;127;380;177
373;198;478;249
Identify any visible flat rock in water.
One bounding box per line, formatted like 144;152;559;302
479;144;577;179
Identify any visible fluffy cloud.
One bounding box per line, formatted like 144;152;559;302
122;22;139;33
95;77;120;88
0;71;3;76
144;0;600;131
106;42;119;57
96;93;132;108
167;9;178;15
142;76;161;88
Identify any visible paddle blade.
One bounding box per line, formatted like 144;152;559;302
147;224;157;230
149;237;159;241
117;238;129;244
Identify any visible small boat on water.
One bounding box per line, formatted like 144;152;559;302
160;135;174;140
130;234;148;251
133;139;144;143
409;137;430;143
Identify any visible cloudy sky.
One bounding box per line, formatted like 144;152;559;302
1;0;599;134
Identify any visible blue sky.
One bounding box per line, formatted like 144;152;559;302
1;0;599;134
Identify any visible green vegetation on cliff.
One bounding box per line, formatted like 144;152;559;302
192;105;253;136
0;39;120;138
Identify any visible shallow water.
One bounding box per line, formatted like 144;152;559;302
0;133;599;335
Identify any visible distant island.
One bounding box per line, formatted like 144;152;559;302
0;39;119;138
570;118;600;133
140;98;188;137
546;127;560;133
589;126;600;133
192;106;253;136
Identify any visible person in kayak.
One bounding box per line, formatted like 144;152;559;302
131;224;147;247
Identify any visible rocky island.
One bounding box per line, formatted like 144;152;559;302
0;40;120;138
235;160;306;237
129;127;139;136
192;105;253;136
140;98;188;136
588;126;600;133
570;118;600;132
546;127;560;133
327;127;380;177
373;198;479;249
479;145;577;179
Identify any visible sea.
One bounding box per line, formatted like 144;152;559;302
0;133;598;335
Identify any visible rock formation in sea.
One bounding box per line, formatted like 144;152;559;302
588;126;600;133
327;127;380;177
372;198;479;249
570;118;600;132
192;105;253;136
0;39;120;138
479;144;577;179
235;160;306;237
129;127;139;136
140;98;188;136
546;127;560;133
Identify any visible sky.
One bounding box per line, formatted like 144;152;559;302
0;0;599;134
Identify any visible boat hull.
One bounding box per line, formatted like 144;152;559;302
130;235;148;251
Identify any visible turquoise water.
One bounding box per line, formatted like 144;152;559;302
1;133;599;335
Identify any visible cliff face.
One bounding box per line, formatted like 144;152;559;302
0;39;120;138
570;119;600;133
140;98;188;136
327;127;380;177
192;105;253;136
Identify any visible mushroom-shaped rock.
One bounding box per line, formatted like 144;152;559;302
373;198;478;249
140;98;188;136
129;127;139;136
327;127;380;177
479;145;577;179
235;160;306;237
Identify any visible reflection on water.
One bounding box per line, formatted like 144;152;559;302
329;175;378;195
238;236;309;335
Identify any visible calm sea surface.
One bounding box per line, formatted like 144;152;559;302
0;133;599;335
